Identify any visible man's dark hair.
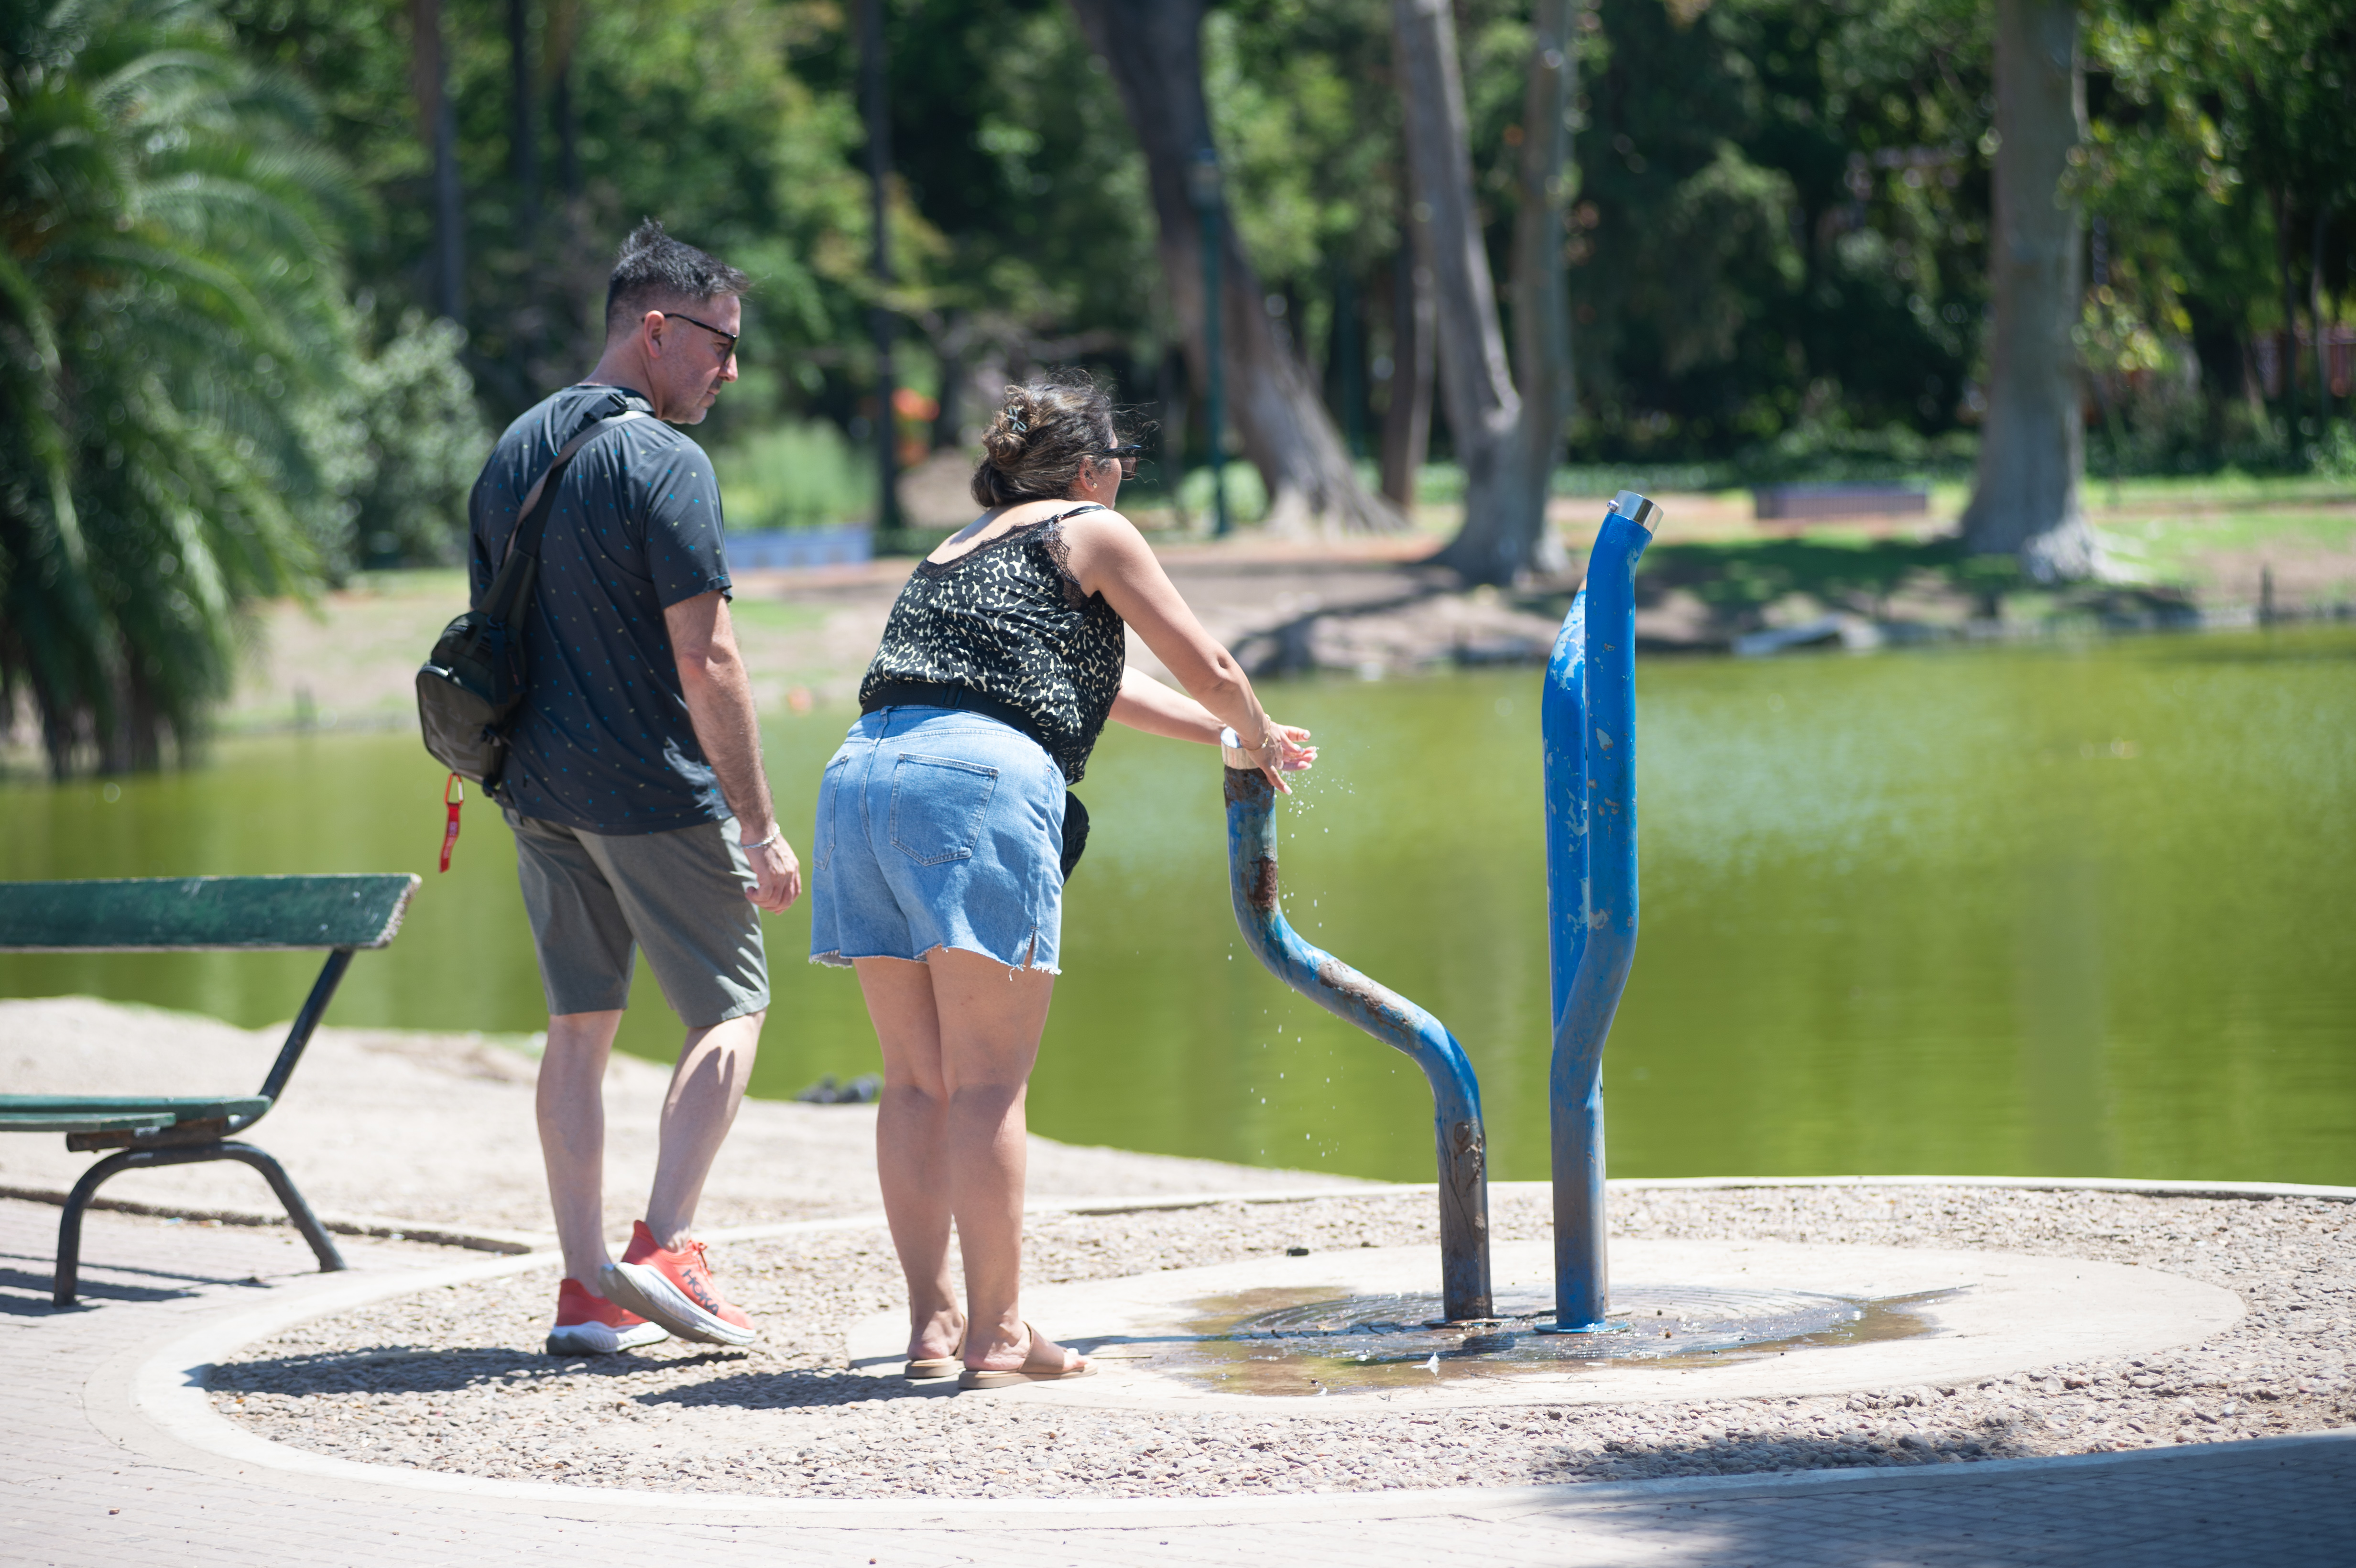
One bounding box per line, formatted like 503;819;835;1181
604;219;750;337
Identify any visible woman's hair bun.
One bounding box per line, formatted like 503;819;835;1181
980;390;1035;467
970;372;1118;508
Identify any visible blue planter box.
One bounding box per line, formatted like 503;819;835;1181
726;524;873;570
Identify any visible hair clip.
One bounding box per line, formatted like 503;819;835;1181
1004;408;1027;434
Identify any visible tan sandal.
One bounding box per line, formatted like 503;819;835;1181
956;1322;1093;1389
905;1323;966;1381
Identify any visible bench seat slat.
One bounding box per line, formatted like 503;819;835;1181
0;1111;179;1132
0;1095;272;1131
0;875;418;952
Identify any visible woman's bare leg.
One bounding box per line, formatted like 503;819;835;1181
855;956;963;1361
921;947;1079;1374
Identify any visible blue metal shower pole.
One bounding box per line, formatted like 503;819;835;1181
1541;490;1656;1333
1222;761;1493;1321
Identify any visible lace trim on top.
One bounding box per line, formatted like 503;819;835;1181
916;506;1101;612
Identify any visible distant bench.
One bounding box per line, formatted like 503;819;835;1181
0;874;418;1305
1752;483;1930;522
725;523;873;571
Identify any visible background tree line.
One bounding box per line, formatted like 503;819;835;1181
4;0;2351;773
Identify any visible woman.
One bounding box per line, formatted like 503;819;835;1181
809;371;1313;1388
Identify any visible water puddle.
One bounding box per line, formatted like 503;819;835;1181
1081;1283;1962;1398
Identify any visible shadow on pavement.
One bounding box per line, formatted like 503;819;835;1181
210;1343;752;1396
0;1251;276;1314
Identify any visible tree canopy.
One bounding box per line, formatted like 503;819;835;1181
4;0;2350;766
0;0;361;773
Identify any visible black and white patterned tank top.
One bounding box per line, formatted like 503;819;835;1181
857;505;1126;783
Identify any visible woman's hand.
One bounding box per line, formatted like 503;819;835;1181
1225;722;1317;794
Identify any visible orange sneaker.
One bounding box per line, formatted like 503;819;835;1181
599;1221;756;1347
545;1277;669;1356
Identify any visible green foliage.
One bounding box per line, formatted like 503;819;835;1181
2080;0;2356;470
879;2;1156;345
224;0;871;428
1179;461;1272;525
1563;0;1990;458
337;311;492;568
0;0;360;774
1636;534;2021;624
708;423;874;532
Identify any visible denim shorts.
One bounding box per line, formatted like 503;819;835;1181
807;707;1067;974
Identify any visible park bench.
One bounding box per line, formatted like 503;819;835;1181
1752;482;1929;522
0;874;418;1306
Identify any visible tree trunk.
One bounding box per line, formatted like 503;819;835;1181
544;0;592;366
409;0;464;323
1066;0;1401;535
1158;341;1190;513
860;0;900;530
507;0;538;239
1380;236;1435;509
1394;0;1574;584
1960;0;2094;582
2312;200;2334;436
2273;186;2301;437
547;0;581;206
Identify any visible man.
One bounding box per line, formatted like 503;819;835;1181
468;220;799;1355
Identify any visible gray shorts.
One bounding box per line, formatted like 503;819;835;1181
507;809;769;1027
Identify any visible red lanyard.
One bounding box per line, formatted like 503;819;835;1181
440;773;464;872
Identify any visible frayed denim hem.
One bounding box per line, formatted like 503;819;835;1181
809;939;1058;978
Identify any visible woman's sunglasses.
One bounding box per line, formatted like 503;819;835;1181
1099;444;1144;478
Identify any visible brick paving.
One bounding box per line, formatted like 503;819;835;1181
3;1197;2350;1567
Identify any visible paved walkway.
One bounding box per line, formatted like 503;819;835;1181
7;1198;2351;1568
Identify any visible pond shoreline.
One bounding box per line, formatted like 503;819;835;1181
3;486;2330;763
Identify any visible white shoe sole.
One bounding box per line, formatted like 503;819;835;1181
545;1318;671;1356
599;1260;757;1347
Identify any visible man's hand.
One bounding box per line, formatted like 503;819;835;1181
742;832;802;913
667;591;797;903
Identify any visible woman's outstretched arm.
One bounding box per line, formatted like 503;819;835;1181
1110;665;1312;751
1068;514;1316;789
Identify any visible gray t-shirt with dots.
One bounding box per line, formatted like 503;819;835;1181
468;383;731;835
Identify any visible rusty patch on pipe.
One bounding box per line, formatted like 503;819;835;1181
1246;856;1281;910
1223;766;1272;807
1313;957;1415;1029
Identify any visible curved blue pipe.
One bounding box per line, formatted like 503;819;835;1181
1543;490;1655;1331
1223;765;1493;1321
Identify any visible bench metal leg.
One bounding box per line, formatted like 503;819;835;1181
52;1142;346;1307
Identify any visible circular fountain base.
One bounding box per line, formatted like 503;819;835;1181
846;1239;2241;1412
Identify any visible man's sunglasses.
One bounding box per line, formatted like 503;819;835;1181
1099;444;1144;478
659;309;739;360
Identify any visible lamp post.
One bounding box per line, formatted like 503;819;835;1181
1187;147;1231;538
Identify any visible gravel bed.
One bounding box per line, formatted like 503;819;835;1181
210;1185;2355;1498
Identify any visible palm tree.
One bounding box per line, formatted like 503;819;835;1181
0;0;359;774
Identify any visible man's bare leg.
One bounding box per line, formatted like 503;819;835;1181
538;1010;624;1289
644;1008;764;1247
856;956;962;1362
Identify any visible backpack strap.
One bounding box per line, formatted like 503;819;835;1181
502;393;655;567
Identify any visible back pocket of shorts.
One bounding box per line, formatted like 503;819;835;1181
889;754;999;866
813;753;850;874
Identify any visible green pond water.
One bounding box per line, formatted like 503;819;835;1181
4;627;2352;1186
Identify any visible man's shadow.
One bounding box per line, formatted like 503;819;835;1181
208;1345;961;1408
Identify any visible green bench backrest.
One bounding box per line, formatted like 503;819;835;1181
0;875;419;952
